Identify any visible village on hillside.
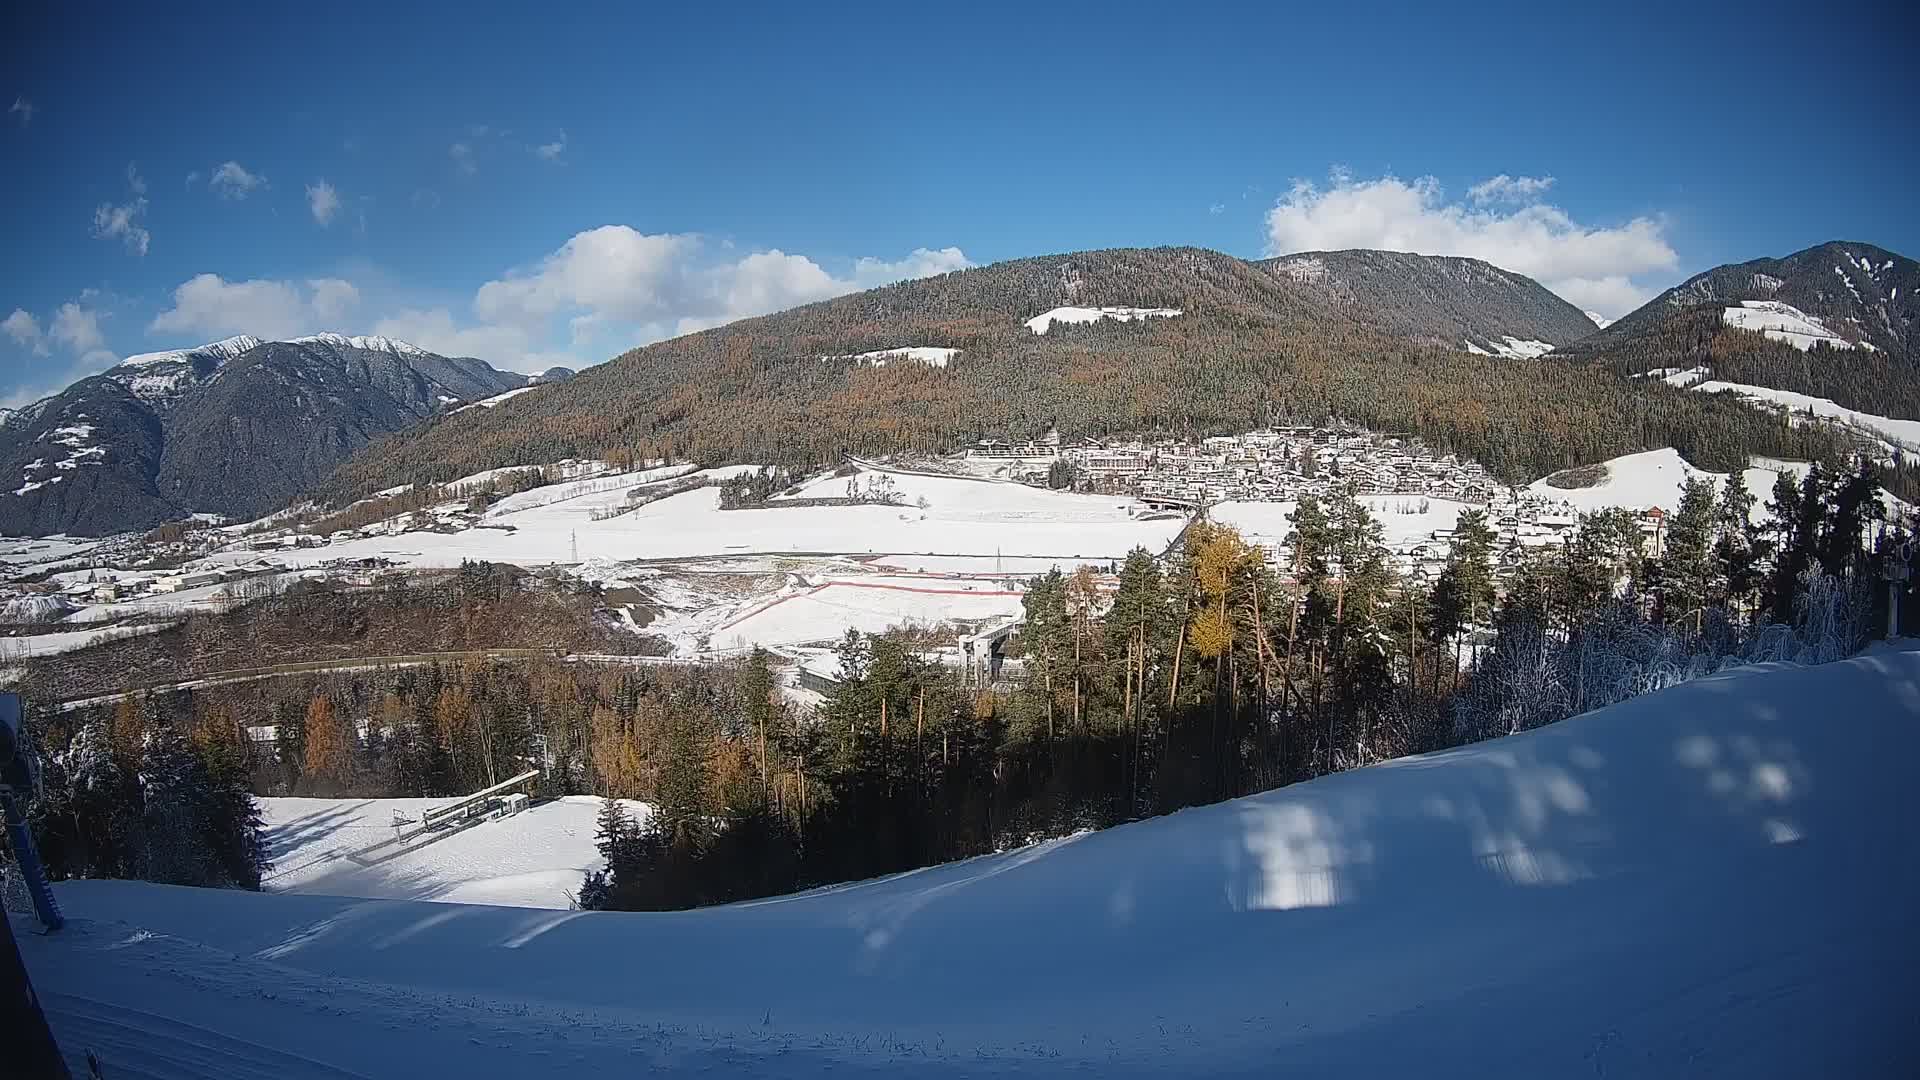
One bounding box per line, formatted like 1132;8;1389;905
956;426;1671;582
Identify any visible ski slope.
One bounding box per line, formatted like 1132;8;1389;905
23;644;1920;1077
260;795;645;909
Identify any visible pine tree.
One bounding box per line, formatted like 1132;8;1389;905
55;718;139;878
1765;465;1824;623
1714;470;1762;614
139;722;216;886
1659;476;1720;627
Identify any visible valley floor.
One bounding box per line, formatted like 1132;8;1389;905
21;646;1920;1077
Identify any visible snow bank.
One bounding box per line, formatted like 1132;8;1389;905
1024;306;1182;335
30;645;1920;1075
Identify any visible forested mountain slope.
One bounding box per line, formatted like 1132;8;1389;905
317;246;1867;505
1589;241;1916;358
1259;249;1600;354
0;335;525;535
1558;242;1920;439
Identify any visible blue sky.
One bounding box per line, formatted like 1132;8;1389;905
3;0;1915;405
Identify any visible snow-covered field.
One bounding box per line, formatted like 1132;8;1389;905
1527;447;1812;521
1464;335;1556;360
713;578;1024;651
1721;300;1864;351
25;644;1920;1077
1213;495;1469;551
1692;379;1920;454
1024;305;1182;335
261;795;643;910
197;466;1184;575
822;346;958;368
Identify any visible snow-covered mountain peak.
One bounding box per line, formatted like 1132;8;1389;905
118;334;263;369
288;332;435;358
1584;311;1612;329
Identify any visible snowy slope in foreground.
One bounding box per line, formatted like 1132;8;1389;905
262;795;646;909
27;648;1920;1077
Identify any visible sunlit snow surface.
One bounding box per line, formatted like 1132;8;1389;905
1023;306;1182;334
25;646;1920;1076
260;795;647;909
1721;300;1861;351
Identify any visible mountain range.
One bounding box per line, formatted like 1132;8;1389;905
1586;241;1915;358
315;242;1906;510
5;240;1912;538
0;334;540;536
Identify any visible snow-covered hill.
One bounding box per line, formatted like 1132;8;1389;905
1722;300;1866;352
24;644;1920;1077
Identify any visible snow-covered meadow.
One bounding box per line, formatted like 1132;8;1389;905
260;795;642;909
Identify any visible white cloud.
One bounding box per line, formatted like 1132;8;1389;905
411;188;440;210
9;96;32;126
450;142;476;175
150;274;360;340
535;130;567;161
1263;169;1677;318
0;298;120;405
185;170;202;187
475;226;702;326
92;164;151;255
1208;203;1226;215
49;302;106;354
209;160;268;199
3;310;48;355
306;179;340;225
850;247;972;288
1467;174;1554;204
474;227;972;339
370;308;575;373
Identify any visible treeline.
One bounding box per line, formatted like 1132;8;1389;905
312;247;1877;506
29;695;264;889
583;464;1913;911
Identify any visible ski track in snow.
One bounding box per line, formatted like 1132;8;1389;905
23;646;1920;1077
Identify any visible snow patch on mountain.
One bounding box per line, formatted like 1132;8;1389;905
822;346;959;368
1467;336;1556;360
1583;311;1612;329
451;385;539;412
288;332;436;359
1691;379;1920;454
1024;306;1182;335
1722;301;1858;352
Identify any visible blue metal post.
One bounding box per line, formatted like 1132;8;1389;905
1;793;62;932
